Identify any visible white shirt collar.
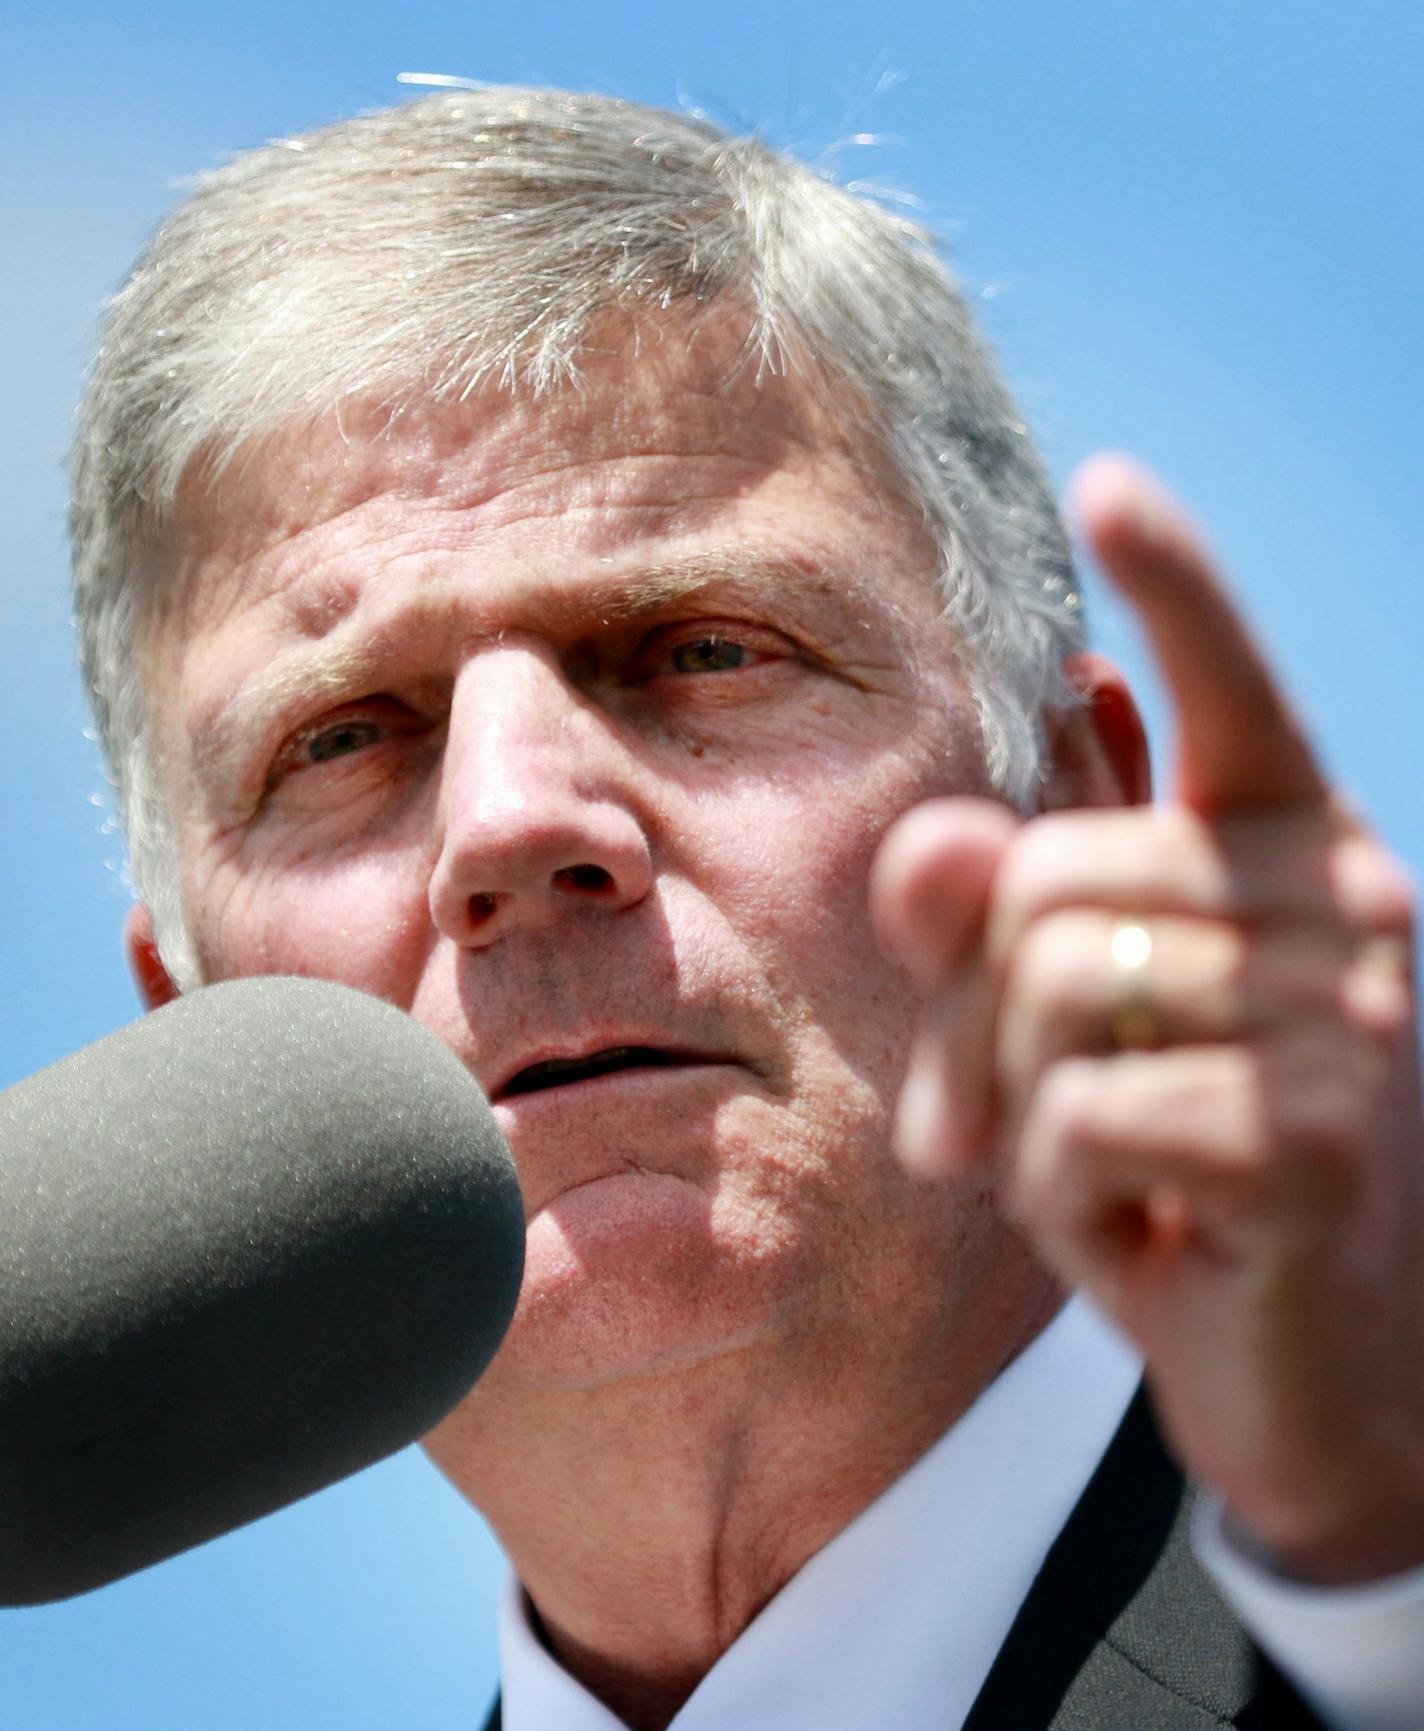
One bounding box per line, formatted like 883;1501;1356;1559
498;1297;1140;1731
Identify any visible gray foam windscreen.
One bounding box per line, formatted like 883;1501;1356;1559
0;976;525;1603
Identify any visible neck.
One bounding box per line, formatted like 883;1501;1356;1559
425;1254;1061;1731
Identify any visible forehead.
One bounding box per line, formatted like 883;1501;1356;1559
153;314;939;658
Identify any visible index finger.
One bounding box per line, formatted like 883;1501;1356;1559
1069;454;1327;813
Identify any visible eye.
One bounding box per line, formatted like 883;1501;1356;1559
269;697;423;790
628;617;797;689
669;635;757;674
303;717;385;764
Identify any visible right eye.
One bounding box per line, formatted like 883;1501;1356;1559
266;699;425;794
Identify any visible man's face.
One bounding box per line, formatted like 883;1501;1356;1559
145;323;1025;1402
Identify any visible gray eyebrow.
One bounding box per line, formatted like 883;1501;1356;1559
189;639;388;793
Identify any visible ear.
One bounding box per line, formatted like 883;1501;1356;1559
1038;652;1152;813
123;904;181;1010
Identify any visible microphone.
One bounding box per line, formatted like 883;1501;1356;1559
0;976;525;1605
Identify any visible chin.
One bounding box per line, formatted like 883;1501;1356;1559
481;1169;805;1393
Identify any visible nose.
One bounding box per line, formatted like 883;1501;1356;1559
428;645;654;948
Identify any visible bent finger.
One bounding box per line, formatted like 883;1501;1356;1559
995;910;1355;1108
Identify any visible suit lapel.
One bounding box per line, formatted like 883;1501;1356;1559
962;1385;1320;1730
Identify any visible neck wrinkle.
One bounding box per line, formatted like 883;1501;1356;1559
428;1258;1063;1728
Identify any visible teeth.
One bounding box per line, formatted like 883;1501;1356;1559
504;1046;672;1097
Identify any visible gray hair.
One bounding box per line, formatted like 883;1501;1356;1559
70;85;1083;988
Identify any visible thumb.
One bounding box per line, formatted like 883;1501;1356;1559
872;797;1020;1175
871;796;1020;983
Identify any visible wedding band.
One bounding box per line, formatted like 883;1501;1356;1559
1109;920;1159;1050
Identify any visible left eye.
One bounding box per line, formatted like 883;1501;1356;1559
303;718;385;764
669;636;755;674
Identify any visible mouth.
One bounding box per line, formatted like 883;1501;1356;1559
496;1046;693;1100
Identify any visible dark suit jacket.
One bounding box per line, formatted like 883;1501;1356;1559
481;1389;1325;1729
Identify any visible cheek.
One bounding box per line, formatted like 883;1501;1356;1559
183;842;435;1002
693;752;958;1086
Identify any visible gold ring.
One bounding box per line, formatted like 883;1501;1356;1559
1109;920;1159;1050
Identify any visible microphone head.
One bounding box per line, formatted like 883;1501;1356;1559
0;976;524;1604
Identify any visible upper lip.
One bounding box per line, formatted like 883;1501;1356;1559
488;1037;736;1103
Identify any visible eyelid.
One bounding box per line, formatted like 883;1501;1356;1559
637;617;799;672
267;695;425;786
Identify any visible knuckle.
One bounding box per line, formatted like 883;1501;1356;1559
1006;1059;1104;1227
1034;1056;1106;1151
1304;1090;1371;1159
1013;913;1101;1023
1212;920;1252;990
1264;1021;1384;1169
1335;837;1418;938
1278;1078;1373;1200
1173;921;1247;1023
1341;943;1416;1044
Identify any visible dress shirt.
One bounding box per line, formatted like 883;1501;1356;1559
1198;1501;1424;1731
497;1298;1424;1730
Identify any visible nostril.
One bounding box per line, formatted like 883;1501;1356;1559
555;863;615;894
469;892;500;925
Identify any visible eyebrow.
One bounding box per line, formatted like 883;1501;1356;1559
579;551;885;617
188;548;909;792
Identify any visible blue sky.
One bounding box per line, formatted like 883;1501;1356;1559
0;2;1419;1724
